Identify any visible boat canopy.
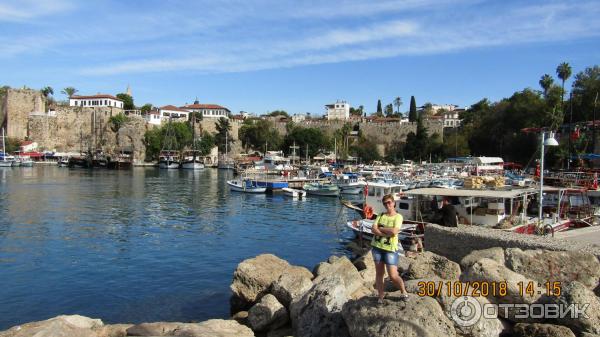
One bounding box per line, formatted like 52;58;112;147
404;187;537;199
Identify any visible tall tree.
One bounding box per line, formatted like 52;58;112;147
556;62;572;119
376;99;382;117
409;96;417;122
116;93;134;110
41;86;54;98
61;87;78;98
384;103;393;117
539;74;554;97
393;96;402;115
215;117;233;153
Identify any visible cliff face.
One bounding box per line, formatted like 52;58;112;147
28;107;149;162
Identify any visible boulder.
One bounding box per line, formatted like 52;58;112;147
230;254;291;311
436;289;504;337
403;277;445;294
461;258;542;306
311;255;365;298
172;319;254;337
95;324;133;337
126;322;184;336
271;266;313;307
542;281;600;335
0;315;103;337
505;248;600;290
353;250;374;271
266;325;293;337
460;247;505;269
341;293;456;337
290;274;351;337
406;251;461;280
513;323;576;337
231;311;249;326
248;294;288;331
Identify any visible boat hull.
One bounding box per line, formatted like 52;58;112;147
181;162;205;170
0;161;13;167
282;187;306;198
227;180;267;193
339;186;364;194
159;161;179;169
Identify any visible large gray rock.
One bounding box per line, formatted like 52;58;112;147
461;258;542;306
290;274;350;337
0;315;103;337
542;281;600;335
505;248;600;290
312;255;366;298
271;266;313;307
513;323;576;337
402;277;445;294
96;324;133;337
460;247;505;269
406;251;461;280
230;254;292;311
126;322;183;336
248;294;288;331
173;319;254;337
353;250;374;271
436;289;504;337
341;293;456;337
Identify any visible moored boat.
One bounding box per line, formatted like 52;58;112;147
227;179;267;193
303;182;339;197
282;187;306;199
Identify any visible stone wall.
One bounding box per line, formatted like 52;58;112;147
425;224;600;262
0;88;45;139
28;107;149;162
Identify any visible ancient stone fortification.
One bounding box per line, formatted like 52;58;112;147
198;118;444;156
0;88;45;139
28;107;149;162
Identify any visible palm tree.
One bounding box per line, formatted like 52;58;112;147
539;74;554;97
393;97;402;115
61;87;78;98
41;86;54;98
556;62;572;111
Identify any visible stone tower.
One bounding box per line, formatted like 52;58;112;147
0;88;44;139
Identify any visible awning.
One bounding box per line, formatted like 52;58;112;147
404;187;537;199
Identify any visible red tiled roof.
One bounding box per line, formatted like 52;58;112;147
182;103;230;111
159;105;190;113
71;94;122;101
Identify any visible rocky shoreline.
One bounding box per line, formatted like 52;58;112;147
1;245;599;337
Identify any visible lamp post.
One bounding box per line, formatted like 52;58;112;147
539;131;559;230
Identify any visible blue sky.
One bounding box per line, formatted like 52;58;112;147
1;0;599;116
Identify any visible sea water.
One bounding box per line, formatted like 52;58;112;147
0;167;355;329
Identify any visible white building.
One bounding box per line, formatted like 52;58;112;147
325;100;350;120
292;113;310;123
182;102;230;119
430;104;459;113
70;94;124;108
145;109;163;126
442;110;462;128
159;105;190;120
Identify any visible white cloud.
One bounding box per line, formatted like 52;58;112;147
0;0;74;22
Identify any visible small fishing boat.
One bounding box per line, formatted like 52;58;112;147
57;156;70;167
282;187;306;199
227;179;267;193
303;182;340;197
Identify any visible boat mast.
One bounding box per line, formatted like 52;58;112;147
2;128;5;157
192;111;196;160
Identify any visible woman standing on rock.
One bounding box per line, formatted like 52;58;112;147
371;193;409;303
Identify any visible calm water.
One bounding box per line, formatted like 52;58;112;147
0;167;355;329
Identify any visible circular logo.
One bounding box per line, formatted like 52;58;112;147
450;296;482;327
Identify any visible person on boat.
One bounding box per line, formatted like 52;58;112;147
371;193;409;303
438;197;458;227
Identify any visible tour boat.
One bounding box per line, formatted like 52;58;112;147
227;179;267;193
282;187;306;199
158;151;179;169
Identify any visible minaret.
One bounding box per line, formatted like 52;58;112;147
194;97;199;105
126;85;132;97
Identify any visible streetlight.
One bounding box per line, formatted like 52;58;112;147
538;131;559;231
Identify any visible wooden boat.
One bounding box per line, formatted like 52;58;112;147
227;179;267;193
303;182;339;197
158;151;179;169
282;187;306;199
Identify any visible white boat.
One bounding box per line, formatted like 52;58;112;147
0;129;14;167
158;152;179;170
303;182;340;197
181;115;205;170
282;187;306;199
57;157;70;167
334;173;367;194
227;179;267;193
15;155;33;167
254;151;293;171
181;159;205;170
